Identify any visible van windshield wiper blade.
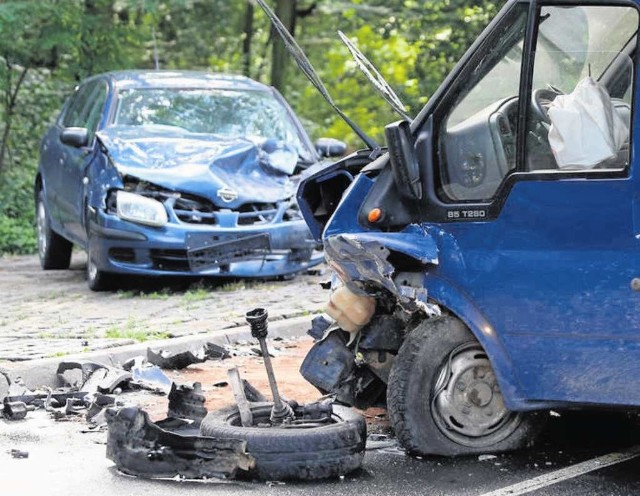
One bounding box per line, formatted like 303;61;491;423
338;31;411;122
255;0;379;151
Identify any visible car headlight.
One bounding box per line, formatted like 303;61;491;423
116;190;168;227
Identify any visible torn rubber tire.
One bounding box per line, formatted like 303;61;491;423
387;315;544;456
36;190;72;270
200;402;366;480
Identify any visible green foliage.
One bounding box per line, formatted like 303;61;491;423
0;0;506;255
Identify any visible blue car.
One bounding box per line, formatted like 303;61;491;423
35;71;345;290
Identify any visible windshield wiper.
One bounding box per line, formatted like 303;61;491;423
337;31;411;121
255;0;380;152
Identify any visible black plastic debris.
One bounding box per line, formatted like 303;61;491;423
10;449;29;459
3;400;34;420
147;343;230;370
106;407;254;479
167;382;207;426
56;360;131;394
307;315;332;340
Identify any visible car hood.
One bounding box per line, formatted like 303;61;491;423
96;126;301;205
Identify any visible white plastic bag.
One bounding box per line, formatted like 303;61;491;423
547;76;628;169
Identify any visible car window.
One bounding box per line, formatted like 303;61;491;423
114;88;313;161
438;4;528;202
526;5;638;172
82;81;108;141
62;82;96;129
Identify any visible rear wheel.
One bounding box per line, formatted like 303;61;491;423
387;315;543;456
200;402;366;480
36;190;72;270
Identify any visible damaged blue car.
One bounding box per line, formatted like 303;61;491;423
35;71;344;290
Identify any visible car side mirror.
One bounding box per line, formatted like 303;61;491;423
315;138;347;158
385;120;422;200
60;127;89;148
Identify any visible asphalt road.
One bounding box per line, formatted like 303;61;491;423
3;254;640;495
2;410;640;496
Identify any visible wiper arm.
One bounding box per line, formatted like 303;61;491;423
338;31;411;121
255;0;380;152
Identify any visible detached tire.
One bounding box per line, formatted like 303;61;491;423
36;190;72;270
200;402;366;480
387;315;543;456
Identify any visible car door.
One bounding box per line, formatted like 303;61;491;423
427;2;640;406
57;79;108;244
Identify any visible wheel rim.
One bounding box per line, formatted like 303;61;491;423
431;346;521;447
36;200;47;260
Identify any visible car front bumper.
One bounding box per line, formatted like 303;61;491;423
88;209;323;278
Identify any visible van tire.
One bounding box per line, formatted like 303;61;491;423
387;315;543;456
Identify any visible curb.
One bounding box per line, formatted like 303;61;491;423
2;314;316;391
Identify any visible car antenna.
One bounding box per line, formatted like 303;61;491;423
254;0;380;153
337;31;411;122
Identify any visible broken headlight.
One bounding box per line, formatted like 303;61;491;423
115;190;168;227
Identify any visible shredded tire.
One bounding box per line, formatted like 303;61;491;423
200;402;366;480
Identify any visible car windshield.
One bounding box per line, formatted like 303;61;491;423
113;88;312;161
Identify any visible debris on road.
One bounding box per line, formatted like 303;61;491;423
9;449;29;459
147;342;229;370
105;406;254;479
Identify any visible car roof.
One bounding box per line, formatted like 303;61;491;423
100;70;272;92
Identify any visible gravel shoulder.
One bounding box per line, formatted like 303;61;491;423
0;252;328;362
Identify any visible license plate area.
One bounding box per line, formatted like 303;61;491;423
186;233;271;272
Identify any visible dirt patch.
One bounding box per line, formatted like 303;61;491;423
135;336;390;433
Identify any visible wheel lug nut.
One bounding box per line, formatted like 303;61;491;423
462;406;471;415
485;408;493;416
456;381;466;391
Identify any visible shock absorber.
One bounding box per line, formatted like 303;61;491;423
245;308;294;424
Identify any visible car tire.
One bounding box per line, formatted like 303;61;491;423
36;190;72;270
86;238;114;291
387;315;544;456
200;402;366;480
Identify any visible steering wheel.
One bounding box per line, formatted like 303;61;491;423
531;87;563;123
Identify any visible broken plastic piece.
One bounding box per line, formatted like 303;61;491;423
106;407;254;479
167;382;207;426
3;400;34;420
130;359;172;394
10;449;29;459
147;343;230;370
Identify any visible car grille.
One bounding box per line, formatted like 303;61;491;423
150;249;190;272
169;195;296;227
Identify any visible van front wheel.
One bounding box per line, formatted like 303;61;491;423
387;315;543;456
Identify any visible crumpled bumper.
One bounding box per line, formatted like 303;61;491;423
88;209;323;278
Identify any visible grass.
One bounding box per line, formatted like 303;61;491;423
104;317;170;342
117;288;171;300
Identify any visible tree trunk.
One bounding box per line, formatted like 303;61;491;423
242;1;254;78
271;0;296;94
0;66;28;173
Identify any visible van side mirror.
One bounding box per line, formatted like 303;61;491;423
315;138;347;158
60;127;89;148
385;120;422;200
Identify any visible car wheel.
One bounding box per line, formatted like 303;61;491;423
200;402;366;480
36;190;72;270
387;315;544;456
86;238;114;291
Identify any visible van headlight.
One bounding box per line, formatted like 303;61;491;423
116;190;168;227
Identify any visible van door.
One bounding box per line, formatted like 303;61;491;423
429;3;640;406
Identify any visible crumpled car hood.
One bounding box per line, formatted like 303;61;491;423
96;126;298;205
